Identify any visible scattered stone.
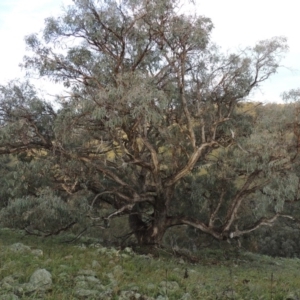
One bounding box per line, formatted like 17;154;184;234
180;293;191;300
28;268;52;291
9;243;31;253
92;260;100;268
97;247;108;254
77;244;87;249
74;269;105;298
31;249;43;257
113;265;123;277
119;291;155;300
74;288;99;299
85;276;101;284
124;247;134;254
159;281;180;294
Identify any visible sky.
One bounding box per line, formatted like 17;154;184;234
0;0;299;103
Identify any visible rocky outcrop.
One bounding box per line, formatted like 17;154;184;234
1;242;186;300
0;268;52;298
9;242;43;257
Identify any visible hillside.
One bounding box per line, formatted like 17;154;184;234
0;228;300;299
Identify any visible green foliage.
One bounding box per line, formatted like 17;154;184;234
0;188;89;235
0;0;296;246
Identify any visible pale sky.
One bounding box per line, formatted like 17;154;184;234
0;0;299;103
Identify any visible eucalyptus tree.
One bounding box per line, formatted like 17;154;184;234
0;0;294;245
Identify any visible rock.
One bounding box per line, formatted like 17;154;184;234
9;243;31;253
74;280;89;289
124;247;134;254
85;276;101;284
92;260;100;268
74;270;105;293
180;293;191;300
74;288;99;299
75;244;87;249
113;265;123;276
159;281;179;294
97;289;113;300
31;249;43;257
119;291;155;300
119;291;141;299
97;247;108;254
29;268;52;291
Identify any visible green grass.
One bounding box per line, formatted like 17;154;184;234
1;228;300;299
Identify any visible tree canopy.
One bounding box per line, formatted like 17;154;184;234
1;0;298;246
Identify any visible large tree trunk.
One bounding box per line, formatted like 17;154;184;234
129;200;168;246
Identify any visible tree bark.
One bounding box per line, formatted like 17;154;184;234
129;199;168;246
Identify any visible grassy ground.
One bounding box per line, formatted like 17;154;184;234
0;228;300;299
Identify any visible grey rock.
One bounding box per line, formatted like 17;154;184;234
180;293;191;300
31;249;43;257
75;280;89;289
9;243;31;253
113;265;123;276
97;290;113;300
97;247;108;254
124;247;133;254
74;288;99;299
29;268;52;291
75;244;87;249
159;281;179;294
92;260;100;268
119;291;141;299
85;276;101;284
119;291;155;300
